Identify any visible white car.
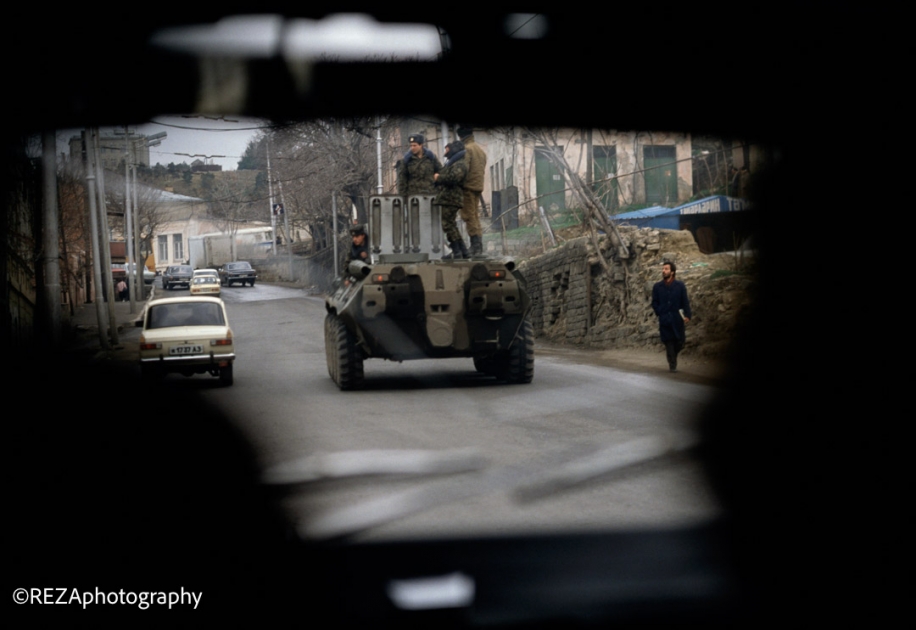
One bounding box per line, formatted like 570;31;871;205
138;296;235;385
190;270;222;296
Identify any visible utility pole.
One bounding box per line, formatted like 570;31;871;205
90;128;118;345
275;181;295;281
84;132;109;350
41;130;62;346
376;117;383;194
266;135;277;256
124;128;136;313
132;132;165;305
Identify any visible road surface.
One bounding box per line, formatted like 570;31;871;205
152;281;725;542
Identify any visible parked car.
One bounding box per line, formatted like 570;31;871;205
137;296;235;385
219;261;257;287
112;262;155;285
162;264;194;290
189;271;222;296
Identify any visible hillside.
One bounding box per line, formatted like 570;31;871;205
143;168;261;199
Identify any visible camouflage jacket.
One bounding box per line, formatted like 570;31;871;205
433;148;468;208
396;147;441;196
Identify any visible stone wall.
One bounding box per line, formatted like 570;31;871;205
518;226;755;357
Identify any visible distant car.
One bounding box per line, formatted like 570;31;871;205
112;262;155;285
162;264;194;290
137;296;235;385
189;271;222;296
219;261;257;287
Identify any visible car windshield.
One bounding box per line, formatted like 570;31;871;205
11;9;818;624
147;302;225;328
192;276;218;284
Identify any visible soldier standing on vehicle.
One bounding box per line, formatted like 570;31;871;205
456;125;487;256
396;133;441;196
434;140;469;259
652;260;692;372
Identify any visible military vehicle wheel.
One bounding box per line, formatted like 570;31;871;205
326;312;364;390
496;318;534;384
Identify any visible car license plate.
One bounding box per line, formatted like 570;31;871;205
170;345;203;355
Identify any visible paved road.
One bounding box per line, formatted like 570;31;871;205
147;282;724;542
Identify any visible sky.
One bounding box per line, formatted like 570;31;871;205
133;116;267;171
57;116;267;172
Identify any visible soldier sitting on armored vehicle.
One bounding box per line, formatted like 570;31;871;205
434;140;469;259
343;223;369;286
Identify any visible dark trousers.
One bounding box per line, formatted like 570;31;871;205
664;340;684;369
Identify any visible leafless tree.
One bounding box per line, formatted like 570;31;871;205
523;128;631;275
259;117;398;249
201;172;264;259
101;169;169;264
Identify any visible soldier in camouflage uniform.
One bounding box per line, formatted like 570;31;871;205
434;140;469;259
396;133;441;196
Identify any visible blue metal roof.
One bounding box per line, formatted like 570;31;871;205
610;196;751;229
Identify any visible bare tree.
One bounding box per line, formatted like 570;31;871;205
202;172;264;259
101;169;168;264
261;117;397;250
56;164;91;310
524;128;631;274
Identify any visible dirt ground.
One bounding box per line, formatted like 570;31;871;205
534;338;728;387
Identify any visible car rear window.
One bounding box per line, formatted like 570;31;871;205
147;302;225;329
227;262;252;270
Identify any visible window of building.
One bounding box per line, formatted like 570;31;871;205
158;235;168;262
173;234;183;261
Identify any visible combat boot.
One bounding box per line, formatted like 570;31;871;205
443;240;466;259
457;238;469;259
470;235;483;257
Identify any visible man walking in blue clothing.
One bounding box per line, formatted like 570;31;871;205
652;261;692;372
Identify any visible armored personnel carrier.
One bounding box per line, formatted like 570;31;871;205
325;194;534;390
